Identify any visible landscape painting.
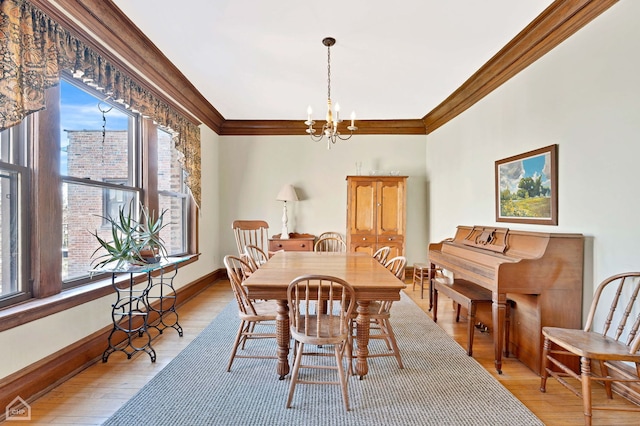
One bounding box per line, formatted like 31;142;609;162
495;144;557;225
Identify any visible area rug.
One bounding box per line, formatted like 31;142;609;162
104;292;543;425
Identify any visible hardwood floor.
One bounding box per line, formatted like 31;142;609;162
16;279;640;425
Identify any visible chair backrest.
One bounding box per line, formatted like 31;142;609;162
373;246;391;264
244;244;269;269
287;275;356;340
314;236;347;252
585;272;640;353
232;220;269;256
318;231;344;241
385;256;407;280
224;255;259;316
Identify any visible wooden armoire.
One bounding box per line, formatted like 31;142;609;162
346;176;407;258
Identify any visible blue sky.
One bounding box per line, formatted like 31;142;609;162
498;152;551;194
60;80;129;173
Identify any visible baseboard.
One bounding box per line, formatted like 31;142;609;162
0;268;226;417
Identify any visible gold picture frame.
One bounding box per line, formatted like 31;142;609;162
495;144;557;225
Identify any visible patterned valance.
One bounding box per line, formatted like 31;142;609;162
0;0;201;206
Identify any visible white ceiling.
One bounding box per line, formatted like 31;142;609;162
112;0;553;121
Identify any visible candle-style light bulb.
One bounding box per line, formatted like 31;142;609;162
307;105;312;121
350;111;356;127
335;103;340;122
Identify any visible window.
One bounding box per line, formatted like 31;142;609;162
60;77;141;285
0;74;196;310
0;120;30;307
157;128;188;256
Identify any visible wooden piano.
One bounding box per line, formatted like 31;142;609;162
428;225;584;374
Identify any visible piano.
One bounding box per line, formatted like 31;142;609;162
428;225;584;374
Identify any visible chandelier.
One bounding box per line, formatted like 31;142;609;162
305;37;357;149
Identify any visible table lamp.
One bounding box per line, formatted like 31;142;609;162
276;184;298;239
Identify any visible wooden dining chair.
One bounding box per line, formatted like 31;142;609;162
232;220;270;256
384;255;407;280
286;275;356;410
244;244;269;269
372;246;390;264
349;255;407;376
318;231;344;241
223;255;278;372
313;236;347;252
540;272;640;425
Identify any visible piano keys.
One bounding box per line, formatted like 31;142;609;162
428;225;583;374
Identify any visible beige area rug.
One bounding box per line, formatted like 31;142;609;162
104;292;543;425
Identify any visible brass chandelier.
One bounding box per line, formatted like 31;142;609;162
305;37;357;149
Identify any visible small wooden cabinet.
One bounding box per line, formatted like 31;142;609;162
346;176;407;258
269;233;315;252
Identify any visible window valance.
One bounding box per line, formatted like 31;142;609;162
0;0;201;206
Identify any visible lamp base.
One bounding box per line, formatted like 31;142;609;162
281;202;290;239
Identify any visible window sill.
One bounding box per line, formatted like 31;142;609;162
0;254;199;333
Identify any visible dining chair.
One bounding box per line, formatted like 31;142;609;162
223;255;278;372
318;231;344;241
384;255;407;280
244;244;269;270
372;246;390;265
349;255;407;376
286;274;356;410
313;236;347;252
540;272;640;425
232;220;270;256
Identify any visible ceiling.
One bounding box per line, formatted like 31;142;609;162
110;0;553;122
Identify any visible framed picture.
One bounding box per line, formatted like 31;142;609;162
495;144;557;225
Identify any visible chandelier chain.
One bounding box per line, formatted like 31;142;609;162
327;44;331;101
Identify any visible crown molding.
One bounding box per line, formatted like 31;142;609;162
423;0;618;134
219;119;426;136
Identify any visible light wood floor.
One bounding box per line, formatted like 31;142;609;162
14;280;640;425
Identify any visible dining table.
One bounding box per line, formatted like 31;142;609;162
242;251;406;379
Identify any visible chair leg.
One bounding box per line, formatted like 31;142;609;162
599;360;613;399
286;341;304;408
467;302;477;356
226;320;247;372
334;343;350;411
581;357;593;426
382;318;404;369
540;337;551;392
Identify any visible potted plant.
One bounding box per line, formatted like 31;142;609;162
90;200;169;269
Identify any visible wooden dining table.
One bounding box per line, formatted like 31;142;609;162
242;251;406;379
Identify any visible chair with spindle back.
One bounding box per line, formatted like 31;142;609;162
349;255;407;376
540;272;640;425
223;255;278;372
373;246;390;265
286;275;356;410
314;236;347;252
232;220;270;256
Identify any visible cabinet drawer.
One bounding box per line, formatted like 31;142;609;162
269;238;314;252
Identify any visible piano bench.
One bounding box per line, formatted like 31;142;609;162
432;278;511;358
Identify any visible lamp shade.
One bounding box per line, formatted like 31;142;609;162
276;184;299;202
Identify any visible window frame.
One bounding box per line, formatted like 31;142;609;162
0;76;198;315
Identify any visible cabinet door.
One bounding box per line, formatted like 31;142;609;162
377;179;405;237
348;179;376;236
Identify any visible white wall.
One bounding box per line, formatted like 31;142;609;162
426;1;640;316
0;125;221;378
218;134;428;263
